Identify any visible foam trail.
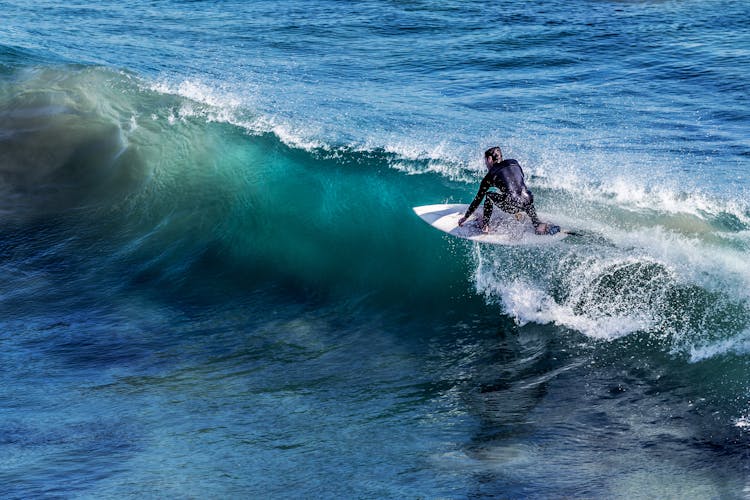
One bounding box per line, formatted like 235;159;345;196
472;218;750;361
474;252;667;340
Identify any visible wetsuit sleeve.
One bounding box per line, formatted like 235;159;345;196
464;174;492;219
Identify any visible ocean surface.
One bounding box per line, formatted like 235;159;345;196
1;0;749;497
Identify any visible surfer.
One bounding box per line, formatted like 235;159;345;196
458;147;556;235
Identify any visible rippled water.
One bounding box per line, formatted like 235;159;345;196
1;0;749;497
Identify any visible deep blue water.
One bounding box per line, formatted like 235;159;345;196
1;0;750;497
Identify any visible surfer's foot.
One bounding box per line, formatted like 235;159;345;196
515;212;526;222
534;223;561;235
481;225;490;234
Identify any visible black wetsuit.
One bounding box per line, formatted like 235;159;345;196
464;159;541;229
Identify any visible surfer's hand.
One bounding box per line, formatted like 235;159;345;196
458;216;467;226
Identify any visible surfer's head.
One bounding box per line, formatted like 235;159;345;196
484;146;503;168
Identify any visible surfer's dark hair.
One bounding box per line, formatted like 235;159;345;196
484;147;503;164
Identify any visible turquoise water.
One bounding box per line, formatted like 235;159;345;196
1;0;750;497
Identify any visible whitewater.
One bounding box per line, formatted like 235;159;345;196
1;0;749;497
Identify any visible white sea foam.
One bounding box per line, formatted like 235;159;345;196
150;79;243;114
148;77;330;151
689;329;750;362
584;221;750;306
483;278;652;340
146;77;479;178
473;246;666;340
533;163;750;226
473;223;750;359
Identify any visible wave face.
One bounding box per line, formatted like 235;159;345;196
3;65;748;355
0;66;476;312
2;0;750;497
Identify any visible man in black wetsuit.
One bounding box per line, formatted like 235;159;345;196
458;147;555;235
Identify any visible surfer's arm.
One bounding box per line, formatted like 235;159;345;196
458;175;491;225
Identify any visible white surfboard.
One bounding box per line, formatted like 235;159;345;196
413;203;570;245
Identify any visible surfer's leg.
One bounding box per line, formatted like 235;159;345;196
524;202;542;228
524;203;560;234
482;196;494;231
483;192;506;231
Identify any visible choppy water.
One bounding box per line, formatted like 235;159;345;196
1;0;749;497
